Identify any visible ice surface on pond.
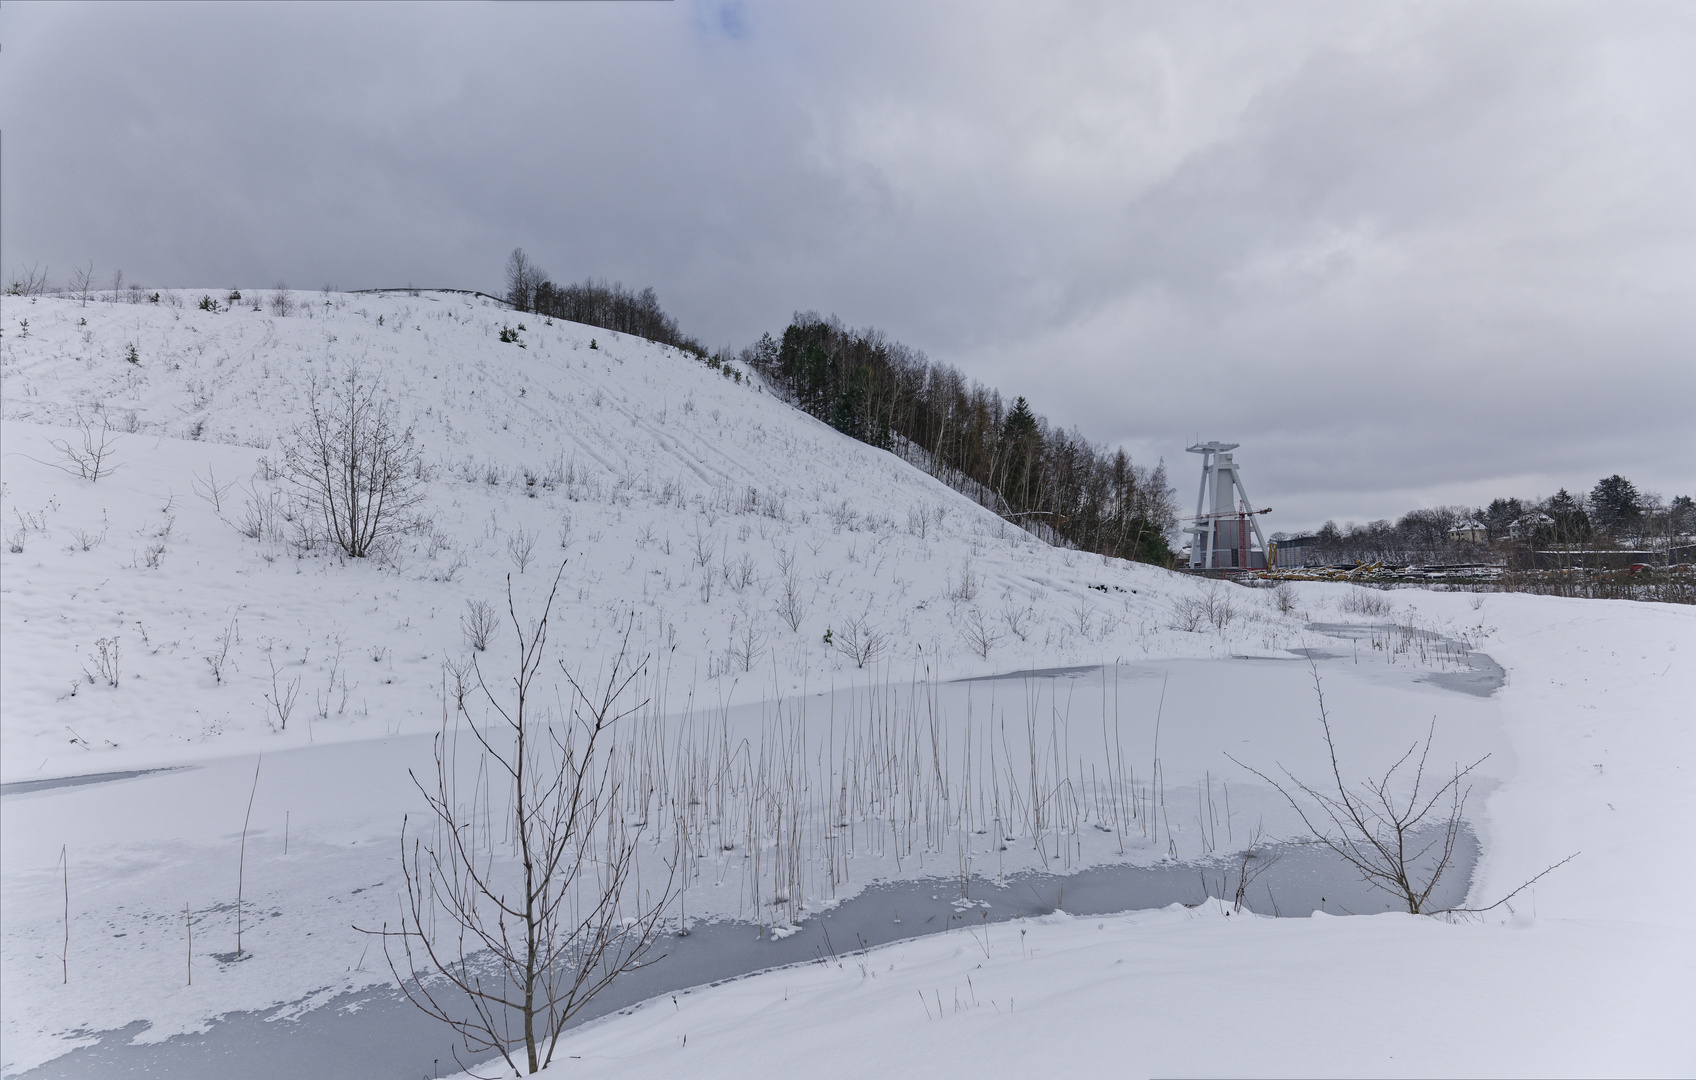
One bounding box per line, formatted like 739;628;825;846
13;829;1476;1080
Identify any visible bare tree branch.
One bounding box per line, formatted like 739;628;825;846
1227;659;1488;914
359;566;675;1074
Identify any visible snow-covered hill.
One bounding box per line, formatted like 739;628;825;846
1;289;1285;779
4;288;1690;1079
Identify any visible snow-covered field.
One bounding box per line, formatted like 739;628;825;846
531;593;1696;1078
2;291;1691;1077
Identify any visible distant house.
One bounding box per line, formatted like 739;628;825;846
1509;511;1553;541
1448;519;1488;544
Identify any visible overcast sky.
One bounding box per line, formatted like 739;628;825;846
4;1;1692;531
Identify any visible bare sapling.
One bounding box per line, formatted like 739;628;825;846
774;561;808;632
462;599;499;652
85;636;121;688
43;412;122;481
833;614;887;669
1229;661;1485;914
205;616;239;685
1166;595;1206;633
68;261;95;306
283;366;424;558
507;528;537;573
957;605;1002;658
264;654;301;730
727;613;766;672
363;567;676;1075
7;262;52;296
193;465;235;514
1001;601;1032;642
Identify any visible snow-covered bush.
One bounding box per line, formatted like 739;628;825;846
282;367;423;558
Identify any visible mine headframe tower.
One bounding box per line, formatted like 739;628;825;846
1184;441;1271;571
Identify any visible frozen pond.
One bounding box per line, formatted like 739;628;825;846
3;629;1504;1079
1304;622;1504;697
13;828;1475;1080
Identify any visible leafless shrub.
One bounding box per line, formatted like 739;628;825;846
142;542;167;568
84;636;121;688
1071;596;1095;636
957;606;1003;659
946;559;980;603
314;639;349;722
507;527;537;573
193;466;235;514
264;653;301;730
690;521;716;569
269;282;294;316
542;453;566;491
1228;663;1483;914
6;527;24;553
462;599;499;652
363;573;674;1075
443;655;475;713
1202;582;1238;631
70;525;107;551
1167;595;1206;632
6;263;52;296
283;366;424;558
1271;580;1298;616
833;614;887;669
44;413;122;481
1340;586;1393;618
727;614;766;672
1000;601;1033;642
724;551;758;591
905;503;930;538
236;487;283;542
204;617;239;685
774;564;808;632
68;262;95;306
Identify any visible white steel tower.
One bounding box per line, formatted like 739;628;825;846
1184;441;1270;570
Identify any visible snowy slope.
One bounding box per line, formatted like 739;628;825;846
3;290;1691;1079
1;289;1283;781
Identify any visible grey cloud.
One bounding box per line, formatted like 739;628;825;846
2;0;1690;531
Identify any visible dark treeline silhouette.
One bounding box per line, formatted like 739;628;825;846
505;248;706;355
742;312;1177;565
1292;478;1694;566
1300;509;1491;566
